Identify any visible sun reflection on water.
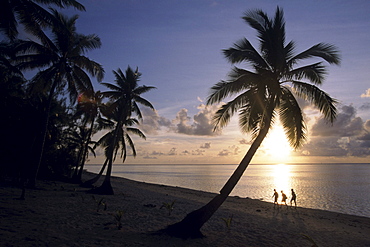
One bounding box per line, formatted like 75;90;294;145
272;164;291;195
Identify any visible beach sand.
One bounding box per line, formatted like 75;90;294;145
1;172;369;247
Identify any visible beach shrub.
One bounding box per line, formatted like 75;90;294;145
160;200;176;216
113;210;124;230
221;215;233;230
92;195;107;212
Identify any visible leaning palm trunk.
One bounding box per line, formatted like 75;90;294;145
80;158;108;187
95;121;122;195
165;121;270;238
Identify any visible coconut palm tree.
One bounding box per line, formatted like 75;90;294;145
67;125;96;180
92;67;156;194
71;91;106;182
165;7;340;238
79;114;115;187
14;10;104;186
0;0;85;40
94;116;146;194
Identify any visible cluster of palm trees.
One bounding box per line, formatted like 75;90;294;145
2;2;340;237
0;0;155;194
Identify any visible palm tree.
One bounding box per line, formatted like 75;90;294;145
0;0;85;40
94;116;146;195
165;7;340;238
71;91;106;182
80;112;115;187
14;10;104;186
93;67;156;194
67;125;96;181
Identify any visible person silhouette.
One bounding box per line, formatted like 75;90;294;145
290;189;297;208
272;189;279;208
281;190;287;207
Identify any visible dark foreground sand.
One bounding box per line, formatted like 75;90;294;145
1;172;369;247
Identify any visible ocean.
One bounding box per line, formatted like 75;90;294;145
85;163;370;218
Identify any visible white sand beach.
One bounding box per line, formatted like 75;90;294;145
1;172;369;247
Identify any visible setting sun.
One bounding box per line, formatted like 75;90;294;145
262;125;292;162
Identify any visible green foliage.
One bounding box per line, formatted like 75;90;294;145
113;210;124;230
160;200;176;216
92;195;107;212
221;215;233;230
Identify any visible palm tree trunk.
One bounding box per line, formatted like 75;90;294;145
97;121;122;195
29;81;57;187
77;118;95;181
165;122;270;238
80;158;108;187
71;144;84;181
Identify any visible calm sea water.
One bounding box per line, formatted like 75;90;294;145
85;163;370;218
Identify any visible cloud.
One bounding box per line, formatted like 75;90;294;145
301;105;370;157
218;149;232;156
364;120;370;132
239;138;251;145
150;151;165;156
300;137;348;156
140;107;172;135
217;145;241;156
172;104;221;136
200;142;211;149
311;105;363;137
360;88;370;98
359;102;370;111
143;155;157;159
192;149;205;155
168;147;177;156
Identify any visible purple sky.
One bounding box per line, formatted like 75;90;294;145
62;0;370;164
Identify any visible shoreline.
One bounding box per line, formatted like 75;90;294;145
1;172;369;246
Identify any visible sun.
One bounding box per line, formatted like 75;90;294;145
262;125;292;162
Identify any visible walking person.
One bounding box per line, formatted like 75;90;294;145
272;189;279;208
281;190;288;208
290;189;297;208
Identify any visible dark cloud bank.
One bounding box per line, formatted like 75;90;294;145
300;105;370;157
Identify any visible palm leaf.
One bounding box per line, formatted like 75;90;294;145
292;81;337;122
288;43;341;66
279;86;306;149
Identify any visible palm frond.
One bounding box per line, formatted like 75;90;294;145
133;95;156;110
288;43;341;66
279;86;306;149
100;82;122;93
292;81;337;122
72;56;104;82
126;127;146;140
206;67;259;105
223;38;268;69
285;62;327;85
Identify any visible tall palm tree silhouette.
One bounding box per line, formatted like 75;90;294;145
166;7;340;238
14;10;104;186
94;67;156;194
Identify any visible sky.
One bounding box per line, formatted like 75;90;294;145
61;0;370;165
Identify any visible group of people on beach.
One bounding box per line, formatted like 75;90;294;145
272;188;296;208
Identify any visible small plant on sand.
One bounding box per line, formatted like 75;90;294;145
222;215;233;230
301;233;319;247
113;210;124;230
160;200;176;216
92;195;107;212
